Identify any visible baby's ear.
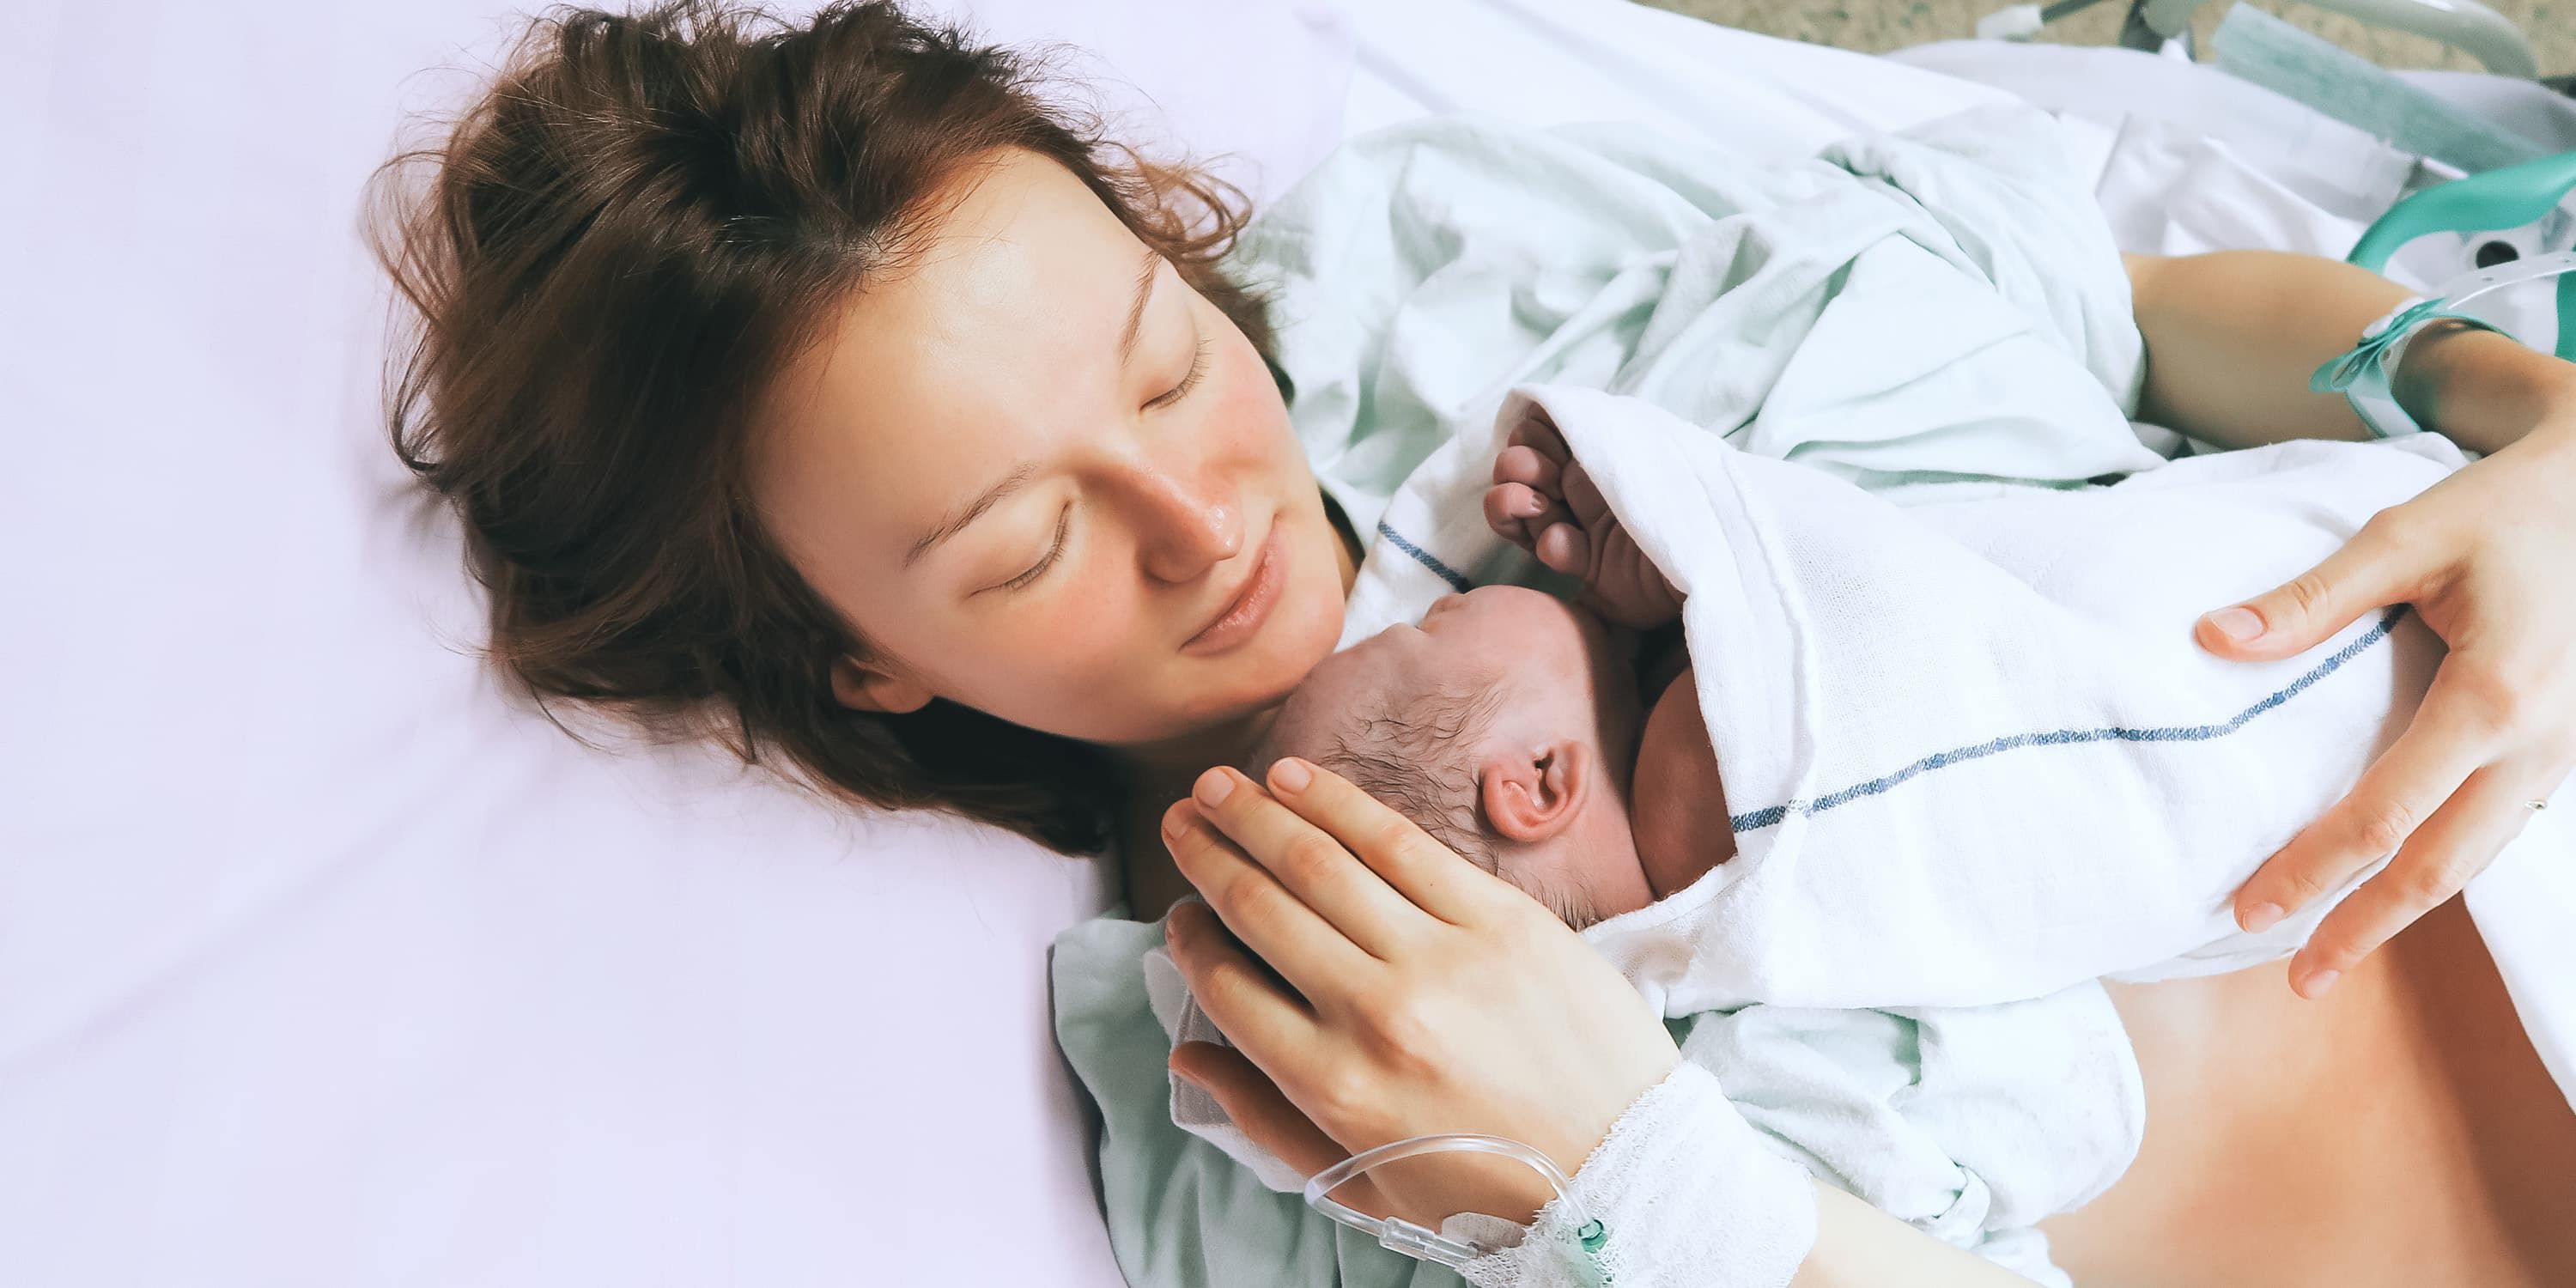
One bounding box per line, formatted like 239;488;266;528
1479;739;1593;843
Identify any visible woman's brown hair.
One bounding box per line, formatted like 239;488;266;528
370;0;1274;853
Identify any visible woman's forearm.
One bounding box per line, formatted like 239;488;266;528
1789;1184;2040;1288
2124;250;2576;456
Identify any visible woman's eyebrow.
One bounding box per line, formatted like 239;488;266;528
1113;246;1161;364
907;460;1036;568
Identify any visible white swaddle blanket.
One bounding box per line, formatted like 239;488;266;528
1521;383;2464;1015
1143;398;2464;1278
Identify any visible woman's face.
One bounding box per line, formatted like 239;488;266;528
750;149;1349;749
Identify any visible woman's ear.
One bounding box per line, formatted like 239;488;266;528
829;656;933;714
1479;740;1592;843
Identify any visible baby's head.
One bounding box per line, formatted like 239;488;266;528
1252;586;1651;927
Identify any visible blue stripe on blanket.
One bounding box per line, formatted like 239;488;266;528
1728;605;2413;833
1376;519;1474;593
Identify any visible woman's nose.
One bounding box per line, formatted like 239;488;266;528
1127;466;1242;584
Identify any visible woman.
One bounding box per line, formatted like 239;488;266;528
374;2;2576;1282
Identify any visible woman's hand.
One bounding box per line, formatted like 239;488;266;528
2200;414;2576;998
1159;758;1678;1226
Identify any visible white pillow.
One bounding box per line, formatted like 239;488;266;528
1340;0;2007;155
942;0;1356;208
0;2;1345;1285
0;3;2011;1285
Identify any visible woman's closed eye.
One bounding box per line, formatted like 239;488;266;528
981;331;1205;595
1145;336;1212;410
993;505;1073;592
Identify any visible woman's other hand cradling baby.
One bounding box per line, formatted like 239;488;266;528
2202;404;2576;998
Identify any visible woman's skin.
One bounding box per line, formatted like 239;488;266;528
750;145;2576;1279
750;148;1355;769
1164;760;2576;1285
2123;252;2576;998
2050;899;2576;1285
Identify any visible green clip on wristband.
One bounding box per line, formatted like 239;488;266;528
2311;250;2576;439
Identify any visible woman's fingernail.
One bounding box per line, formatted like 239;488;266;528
1170;1064;1206;1091
2299;968;2341;999
1194;768;1234;808
1271;756;1313;793
1516;495;1546;518
2241;902;2285;933
2208;606;2264;643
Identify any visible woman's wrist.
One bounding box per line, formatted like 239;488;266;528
1461;1061;1819;1288
2390;323;2576;456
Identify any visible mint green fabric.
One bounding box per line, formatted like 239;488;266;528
1054;917;2138;1288
1051;915;1467;1288
1053;104;2171;1288
1233;109;2168;548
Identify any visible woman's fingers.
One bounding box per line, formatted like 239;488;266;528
2197;510;2427;660
1169;1041;1392;1218
1164;797;1380;987
1258;757;1515;925
2236;671;2495;934
2284;757;2561;996
1164;899;1327;1059
1183;768;1424;959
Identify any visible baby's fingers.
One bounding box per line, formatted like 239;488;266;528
1484;482;1564;548
1534;521;1593;577
1505;409;1575;470
1561;459;1612;527
1493;444;1564;495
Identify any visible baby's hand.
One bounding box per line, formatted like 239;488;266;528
1483;409;1684;629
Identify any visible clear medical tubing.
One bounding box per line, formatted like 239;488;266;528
1302;1133;1600;1270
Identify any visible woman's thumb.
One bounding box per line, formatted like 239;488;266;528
1170;1042;1357;1183
2198;526;2417;660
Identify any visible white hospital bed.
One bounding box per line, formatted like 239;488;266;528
3;3;2567;1285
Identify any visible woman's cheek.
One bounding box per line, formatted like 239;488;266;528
983;580;1144;699
1209;332;1298;468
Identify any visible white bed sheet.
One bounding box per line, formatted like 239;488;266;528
0;3;2000;1285
11;3;2560;1286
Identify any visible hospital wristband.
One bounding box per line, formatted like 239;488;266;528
2312;299;2506;440
2312;250;2576;440
1458;1061;1818;1288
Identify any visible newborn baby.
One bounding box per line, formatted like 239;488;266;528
1253;412;1753;929
1253;582;1714;928
1255;399;2458;978
1183;397;2471;1280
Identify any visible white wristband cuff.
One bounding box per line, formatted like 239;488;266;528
1458;1061;1820;1288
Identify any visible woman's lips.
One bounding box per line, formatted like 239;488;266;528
1183;526;1287;656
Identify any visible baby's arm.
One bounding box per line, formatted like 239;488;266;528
1482;408;1684;628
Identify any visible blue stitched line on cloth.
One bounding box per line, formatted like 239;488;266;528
1728;605;2413;833
1376;519;1473;593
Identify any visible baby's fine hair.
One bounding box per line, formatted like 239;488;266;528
1260;669;1608;928
1272;673;1505;874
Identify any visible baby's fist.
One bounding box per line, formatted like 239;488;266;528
1482;410;1682;629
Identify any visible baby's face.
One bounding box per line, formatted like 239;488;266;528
1263;586;1652;923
